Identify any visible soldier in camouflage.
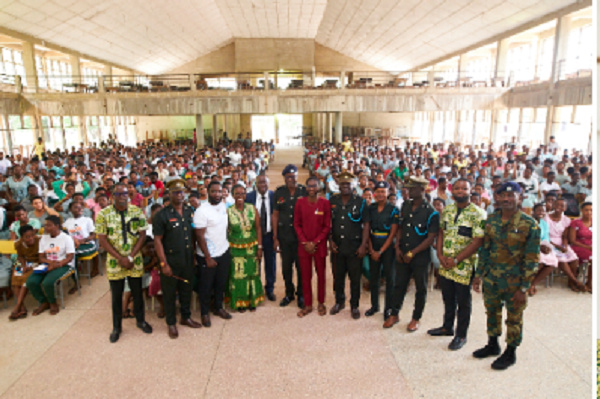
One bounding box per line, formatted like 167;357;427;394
472;181;540;370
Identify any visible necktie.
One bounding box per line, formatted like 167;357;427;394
260;195;267;234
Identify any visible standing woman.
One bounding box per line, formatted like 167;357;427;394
544;198;584;292
569;202;592;292
227;184;264;312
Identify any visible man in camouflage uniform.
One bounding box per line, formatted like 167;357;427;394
473;181;540;370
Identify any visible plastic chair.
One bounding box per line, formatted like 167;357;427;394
0;240;16;308
78;252;99;286
54;268;81;309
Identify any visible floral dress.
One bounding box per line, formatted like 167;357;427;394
226;203;264;309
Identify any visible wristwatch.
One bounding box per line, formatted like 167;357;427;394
520;286;528;293
453;258;459;265
258;245;263;249
160;261;166;268
127;256;134;263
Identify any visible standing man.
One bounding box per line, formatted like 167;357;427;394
246;174;276;301
153;179;201;339
294;176;331;317
273;164;307;308
195;181;232;327
96;183;152;343
390;176;439;331
472;182;540;370
429;178;486;350
329;172;369;319
363;181;399;319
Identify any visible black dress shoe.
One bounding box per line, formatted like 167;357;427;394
297;297;305;309
213;308;232;320
329;303;345;315
427;326;454;337
136;321;153;334
109;328;121;343
266;292;276;302
201;315;211;327
364;307;379;317
279;296;293;307
351;308;360;320
180;318;202;328
448;336;467;351
168;325;178;339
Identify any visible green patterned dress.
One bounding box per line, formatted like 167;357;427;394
226;203;264;309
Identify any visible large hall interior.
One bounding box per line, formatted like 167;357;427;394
0;0;594;398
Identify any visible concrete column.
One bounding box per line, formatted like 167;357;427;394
212;114;218;147
550;15;571;84
326;113;333;143
339;70;345;89
428;112;435;143
471;111;477;147
489;110;498;146
70;55;81;84
103;65;113;88
427;71;435;86
494;39;510;86
544;106;554;144
274;115;280;144
190;75;197;92
454;111;460;143
21;41;37;92
264;72;269;91
15;75;22;94
79;116;88;146
516;108;524;145
2;115;13;154
195;114;204;148
312;66;316;88
457;54;465;85
334;111;343;143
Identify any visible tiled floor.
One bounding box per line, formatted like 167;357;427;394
0;148;592;399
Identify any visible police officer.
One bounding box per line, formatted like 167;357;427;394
153;179;202;339
389;176;440;331
472;182;540;370
329;172;369;319
363;180;399;319
273;164;307;308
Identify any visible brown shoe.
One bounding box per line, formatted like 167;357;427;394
329;303;345;315
407;319;420;332
49;303;60;315
213;308;232;320
351;308;360;320
180;318;202;328
383;315;399;328
201;315;211;327
168;325;178;339
297;306;313;318
317;303;326;316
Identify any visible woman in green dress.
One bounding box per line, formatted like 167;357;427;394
227;184;264;312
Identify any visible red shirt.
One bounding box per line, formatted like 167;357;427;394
294;197;331;257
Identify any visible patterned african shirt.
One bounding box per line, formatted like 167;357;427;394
95;204;147;280
440;202;486;285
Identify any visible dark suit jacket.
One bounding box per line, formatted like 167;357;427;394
246;190;274;236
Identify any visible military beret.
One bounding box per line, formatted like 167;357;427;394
282;164;298;176
166;178;187;191
337;171;355;184
374;181;389;190
496;181;522;195
404;176;429;188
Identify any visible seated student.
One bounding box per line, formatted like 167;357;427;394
63;202;98;277
528;203;559;296
10;205;42;240
85;187;107;221
28;196;60;226
8;225;40;320
27;215;75;316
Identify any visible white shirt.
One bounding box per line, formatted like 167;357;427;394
254;191;271;233
63;216;95;240
0;158;12;175
39;232;75;267
194;202;229;258
539;180;561;194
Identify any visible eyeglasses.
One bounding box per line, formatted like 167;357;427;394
113;192;128;197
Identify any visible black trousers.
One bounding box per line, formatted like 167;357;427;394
160;258;195;326
280;239;303;299
393;253;429;319
440;275;472;338
262;232;276;295
109;277;144;330
198;251;230;315
334;251;362;308
368;247;396;313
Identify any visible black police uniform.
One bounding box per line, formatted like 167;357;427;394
152;204;196;326
364;202;399;314
274;183;306;301
393;198;440;320
330;193;366;309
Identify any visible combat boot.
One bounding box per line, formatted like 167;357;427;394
472;336;501;359
491;345;516;370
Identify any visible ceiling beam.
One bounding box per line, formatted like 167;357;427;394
411;0;592;71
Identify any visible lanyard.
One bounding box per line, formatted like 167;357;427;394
414;211;439;236
347;199;365;223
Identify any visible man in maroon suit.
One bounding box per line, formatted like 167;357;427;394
294;176;331;318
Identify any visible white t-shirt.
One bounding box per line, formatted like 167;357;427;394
63;216;95;240
39;232;75;267
193;202;229;258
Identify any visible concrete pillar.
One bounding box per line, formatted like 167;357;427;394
195;114;204;148
190;75;197;92
103;65;113;88
326;113;333;143
21;41;37;92
339;70;345;89
212;114;218;147
15;75;22;94
79;116;88;146
274;115;280;144
489;110;498;146
550;15;571;84
428;112;435;143
494;39;510;86
334;111;343;143
454;111;460;143
70;55;81;84
312;66;316;88
264;72;269;91
516;108;524;145
544;106;554;145
2;115;13;154
471;111;477;147
457;54;465;85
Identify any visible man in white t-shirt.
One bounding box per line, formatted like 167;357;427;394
194;181;231;327
0;152;12;175
63;202;99;276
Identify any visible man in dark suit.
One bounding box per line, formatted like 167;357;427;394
246;174;277;301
